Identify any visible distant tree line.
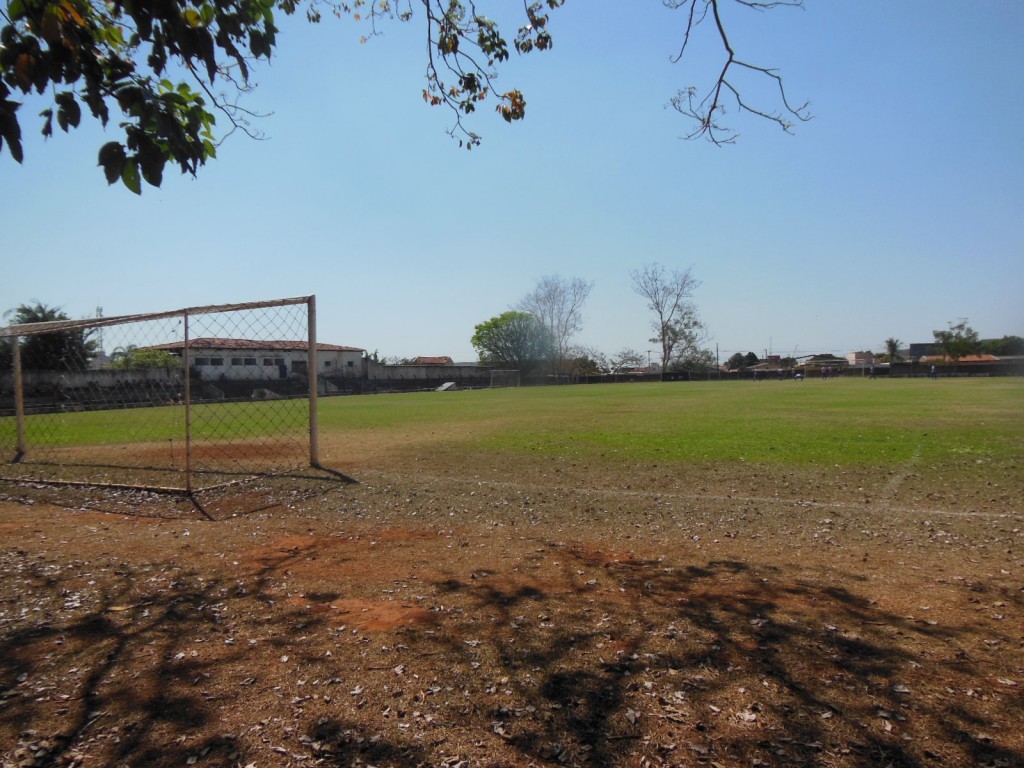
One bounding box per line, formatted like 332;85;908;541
470;265;714;379
5;301;1020;380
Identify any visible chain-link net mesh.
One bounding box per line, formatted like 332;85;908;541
0;297;315;492
488;369;521;388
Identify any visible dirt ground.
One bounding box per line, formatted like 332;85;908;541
1;451;1022;768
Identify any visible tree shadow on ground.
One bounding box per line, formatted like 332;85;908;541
421;547;1023;767
1;525;1020;768
0;543;421;768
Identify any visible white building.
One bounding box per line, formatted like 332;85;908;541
152;337;364;381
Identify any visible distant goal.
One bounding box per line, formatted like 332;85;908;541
488;369;521;388
0;296;321;494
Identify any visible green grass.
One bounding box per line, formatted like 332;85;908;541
5;378;1022;470
0;398;310;451
318;378;1024;469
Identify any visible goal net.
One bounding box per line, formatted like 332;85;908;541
488;369;521;388
0;296;320;494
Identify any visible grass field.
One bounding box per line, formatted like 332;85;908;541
1;377;1022;768
6;377;1021;469
318;377;1024;468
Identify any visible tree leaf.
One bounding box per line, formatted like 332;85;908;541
55;92;81;130
0;111;24;163
97;141;126;185
121;158;142;194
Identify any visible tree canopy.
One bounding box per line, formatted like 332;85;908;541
1;0;808;192
470;310;553;376
726;351;759;371
630;263;703;375
2;302;97;371
884;337;901;363
110;345;180;369
981;335;1024;356
933;319;979;363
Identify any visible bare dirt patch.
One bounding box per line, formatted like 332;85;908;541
1;456;1022;768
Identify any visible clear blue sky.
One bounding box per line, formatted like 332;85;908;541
3;1;1022;363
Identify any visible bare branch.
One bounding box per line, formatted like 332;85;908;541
666;0;810;144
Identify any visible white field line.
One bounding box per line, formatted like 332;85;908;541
875;443;923;509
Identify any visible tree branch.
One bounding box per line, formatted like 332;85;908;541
666;0;810;144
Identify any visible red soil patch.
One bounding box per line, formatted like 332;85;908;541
1;461;1022;768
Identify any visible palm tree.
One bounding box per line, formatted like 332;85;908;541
884;337;901;364
3;302;97;371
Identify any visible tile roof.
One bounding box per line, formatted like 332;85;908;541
150;337;363;353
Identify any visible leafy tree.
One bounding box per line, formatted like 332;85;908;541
375;355;418;365
1;0;806;191
726;350;759;371
981;335;1024;356
933;319;980;365
471;311;553;376
567;355;602;376
2;302;97;371
668;347;715;373
565;344;608;375
883;337;901;364
630;263;701;376
517;275;592;374
110;345;181;369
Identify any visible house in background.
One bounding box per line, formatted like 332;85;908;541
846;351;875;367
150;339;491;393
150;337;364;381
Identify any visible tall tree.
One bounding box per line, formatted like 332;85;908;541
517;275;592;375
471;311;553;377
884;337;901;363
661;304;710;370
933;319;979;367
630;263;701;376
3;302;97;371
1;0;806;191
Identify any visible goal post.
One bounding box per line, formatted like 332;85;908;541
0;296;320;494
488;369;521;388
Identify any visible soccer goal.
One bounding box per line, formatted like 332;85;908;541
0;296;321;494
488;369;521;388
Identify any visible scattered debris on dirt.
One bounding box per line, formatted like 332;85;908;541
2;459;1022;767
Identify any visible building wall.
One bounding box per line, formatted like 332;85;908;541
189;347;362;381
